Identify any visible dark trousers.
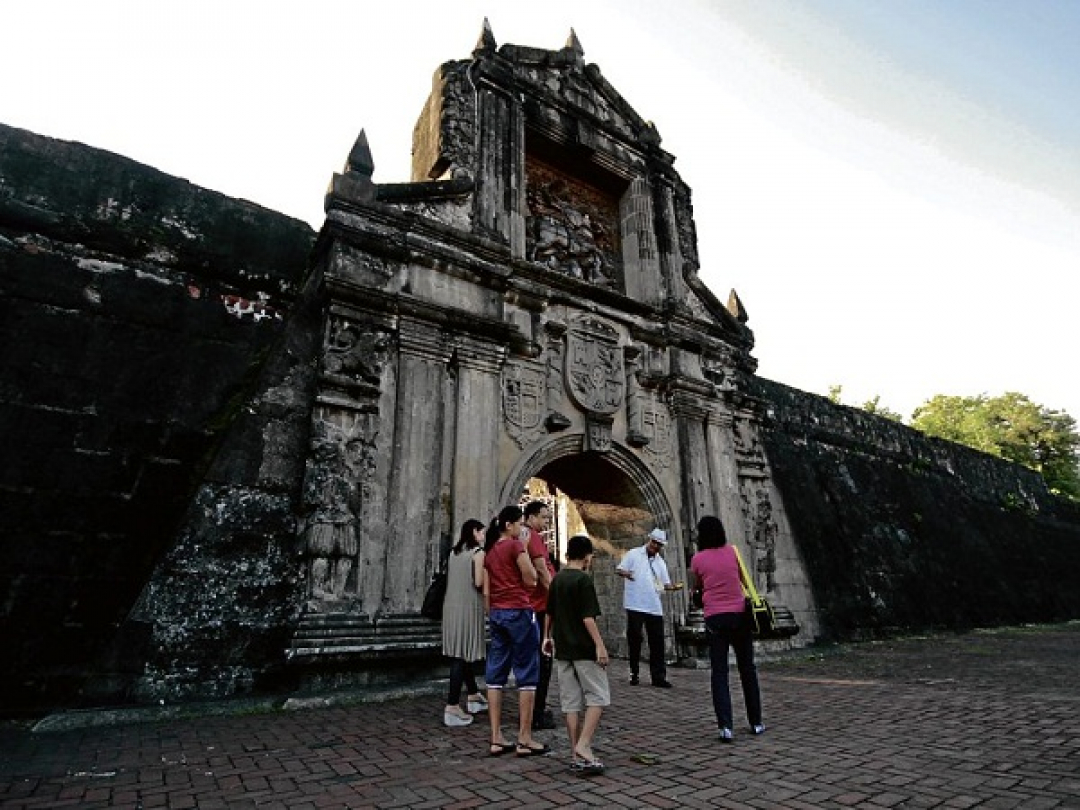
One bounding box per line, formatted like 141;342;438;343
447;657;479;705
704;612;762;730
534;610;553;714
626;609;667;683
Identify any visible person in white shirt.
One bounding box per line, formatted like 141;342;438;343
615;528;684;687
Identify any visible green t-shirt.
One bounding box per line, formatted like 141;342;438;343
547;567;602;661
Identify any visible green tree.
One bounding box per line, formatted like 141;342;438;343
860;395;904;423
911;392;1080;499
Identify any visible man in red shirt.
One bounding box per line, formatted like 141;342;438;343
524;500;557;730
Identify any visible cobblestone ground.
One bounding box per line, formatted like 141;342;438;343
1;623;1077;809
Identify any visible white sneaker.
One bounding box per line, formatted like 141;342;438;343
467;696;488;713
443;709;474;727
718;727;734;742
751;724;765;735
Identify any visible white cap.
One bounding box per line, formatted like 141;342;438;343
648;528;667;545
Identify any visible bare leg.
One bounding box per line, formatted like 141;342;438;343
572;705;604;762
565;712;581;758
517;690;537;745
488;688;509;745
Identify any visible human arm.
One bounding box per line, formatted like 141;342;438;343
542;612;554;657
516;547;538;590
528;530;552;589
582;617;608;667
471;550;485;590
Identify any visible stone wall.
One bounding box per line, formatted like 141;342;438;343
0;124;316;712
752;377;1080;640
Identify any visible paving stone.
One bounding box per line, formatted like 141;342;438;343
0;625;1077;809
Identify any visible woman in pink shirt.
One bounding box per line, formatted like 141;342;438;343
689;515;764;742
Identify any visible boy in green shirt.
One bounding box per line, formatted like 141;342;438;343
542;534;610;775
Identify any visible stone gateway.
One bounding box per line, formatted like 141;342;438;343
1;24;1077;712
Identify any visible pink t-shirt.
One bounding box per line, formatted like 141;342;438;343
690;545;746;617
484;536;532;610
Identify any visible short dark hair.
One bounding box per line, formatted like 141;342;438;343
696;515;728;549
524;500;548;519
566;534;594;560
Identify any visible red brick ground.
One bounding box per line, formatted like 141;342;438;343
1;624;1077;809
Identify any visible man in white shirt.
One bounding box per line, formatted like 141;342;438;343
615;528;683;687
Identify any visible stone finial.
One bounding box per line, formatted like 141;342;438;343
727;289;749;324
566;28;584;58
345;130;374;177
475;18;496;54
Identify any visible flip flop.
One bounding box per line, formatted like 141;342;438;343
489;742;515;756
515;742;550;757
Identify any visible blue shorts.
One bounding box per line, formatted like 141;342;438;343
485;608;539;690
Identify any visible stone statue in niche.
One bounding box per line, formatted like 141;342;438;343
301;418;374;603
751;489;778;591
525;158;619;288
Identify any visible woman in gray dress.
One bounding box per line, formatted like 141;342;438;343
442;519;488;726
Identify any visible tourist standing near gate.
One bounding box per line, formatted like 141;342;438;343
689;514;764;742
441;518;488;727
482;505;549;757
523;500;556;730
543;534;610;775
616;527;683;688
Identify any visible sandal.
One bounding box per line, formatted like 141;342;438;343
489;742;515;756
515;742;550;757
574;758;605;775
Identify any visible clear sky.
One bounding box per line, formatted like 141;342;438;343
5;0;1078;422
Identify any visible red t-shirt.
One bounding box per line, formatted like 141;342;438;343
526;527;556;612
690;545;746;617
485;536;532;610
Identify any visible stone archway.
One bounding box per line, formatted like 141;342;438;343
500;438;685;660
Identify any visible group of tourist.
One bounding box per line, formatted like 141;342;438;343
438;505;764;775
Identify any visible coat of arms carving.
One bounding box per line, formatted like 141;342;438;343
566;318;624;415
502;362;546;448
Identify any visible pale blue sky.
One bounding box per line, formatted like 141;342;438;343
4;1;1078;423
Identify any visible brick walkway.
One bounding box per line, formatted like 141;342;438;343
1;624;1077;809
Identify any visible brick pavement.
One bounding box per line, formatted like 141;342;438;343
1;623;1077;809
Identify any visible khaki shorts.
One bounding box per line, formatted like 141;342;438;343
556;659;611;713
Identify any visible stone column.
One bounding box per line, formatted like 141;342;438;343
379;317;452;614
450;335;507;530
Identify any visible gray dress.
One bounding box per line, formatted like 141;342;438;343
441;548;486;662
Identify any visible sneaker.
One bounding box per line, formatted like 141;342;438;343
443;709;474;728
467;696;488;714
718;727;734;742
652;679;673;688
532;710;556;730
629;674;639;686
750;724;765;735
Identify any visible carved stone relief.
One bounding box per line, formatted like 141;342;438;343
566;317;624;415
301;414;377;605
525;156;620;288
750;488;778;591
543;321;571;431
502;360;546;449
322;316;391;394
641;399;675;467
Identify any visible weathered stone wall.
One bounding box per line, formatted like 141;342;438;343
0;124;316;711
752;377;1080;640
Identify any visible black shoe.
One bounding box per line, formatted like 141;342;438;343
532;710;556;730
629;674;639;685
652;679;673;688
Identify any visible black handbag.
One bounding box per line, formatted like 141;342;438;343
420;564;448;621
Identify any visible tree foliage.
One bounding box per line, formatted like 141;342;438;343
911;392;1080;499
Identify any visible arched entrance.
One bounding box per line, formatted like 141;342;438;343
501;437;683;660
